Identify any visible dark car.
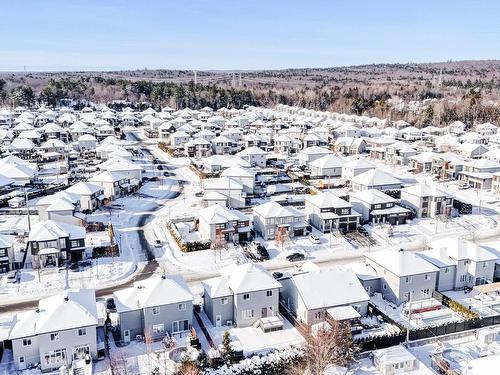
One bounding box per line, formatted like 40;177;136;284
286;252;305;262
272;271;283;279
106;298;117;312
256;246;270;260
357;227;369;236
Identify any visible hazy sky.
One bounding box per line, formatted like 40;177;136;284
1;0;498;71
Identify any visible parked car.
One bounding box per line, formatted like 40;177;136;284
106;298;117;312
357;227;369;236
286;253;305;262
194;191;204;197
6;270;19;283
250;241;270;260
272;271;283;279
308;235;320;244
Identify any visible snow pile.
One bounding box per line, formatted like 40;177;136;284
204;346;303;375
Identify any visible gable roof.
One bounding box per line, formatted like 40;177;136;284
253;201;305;219
305;192;351;209
365;250;439;277
351;169;401;187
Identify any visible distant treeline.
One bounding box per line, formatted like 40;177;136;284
0;75;498;126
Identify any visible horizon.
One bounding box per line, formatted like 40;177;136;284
1;1;499;72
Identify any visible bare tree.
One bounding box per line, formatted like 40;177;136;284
298;320;358;374
275;226;289;251
177;361;202;375
109;346;128;375
211;236;227;263
144;330;153;375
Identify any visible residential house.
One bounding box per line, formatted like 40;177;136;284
297;146;332;166
66;182;104;213
198;204;252;243
202;263;281;328
236;146;267;168
253;201;306;240
9;289;101;372
0;235;15;273
350;189;410;225
279;267;369;326
220;166;256;194
365;250;439;305
341;159;376;180
203;177;245;208
113;275;194;342
309;154;344;178
28;220;87;268
304;192;360;233
351;169;402;192
400;183;453;218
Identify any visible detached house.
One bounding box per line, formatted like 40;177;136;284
304;192;360;233
198;204;252;243
66;182;104;213
0;234;15;273
365;250;439;305
237;146;267;168
400;183;453;218
309;154;344;178
280;267;369;326
202;263;281;328
9;289;101;372
253;201;306;240
350;189;410;225
425;237;497;289
28;220;87;268
351;169;402;192
113;275;194;343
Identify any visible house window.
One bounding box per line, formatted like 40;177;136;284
152;307;160;315
483;262;488;268
72;345;90;361
152;324;164;335
383;284;387;290
421;289;430;297
178;303;186;311
444;267;450;273
78;328;86;336
243;293;250;300
374;204;381;209
266;290;273;297
50;333;59;341
424;274;431;281
172;320;189;333
242;309;255;319
221;297;228;305
405;277;412;284
314;311;322;320
71;240;80;247
22;339;31;346
341;209;350;215
44;349;67;366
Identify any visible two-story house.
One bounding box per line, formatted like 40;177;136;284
279;267;369;326
350;189;410;225
308;154;345;178
202;263;281;328
304;192;361;233
198;204;252;243
66;182;104;213
113;275;194;343
88;170;131;200
0;234;15;273
253;201;306;240
9;289;100;372
236;146;268;168
351;169;402;192
365;250;440;305
425;237;497;289
28;220;87;268
400;183;453;219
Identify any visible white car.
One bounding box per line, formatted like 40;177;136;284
309;235;320;244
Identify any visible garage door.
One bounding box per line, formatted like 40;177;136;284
348;222;357;231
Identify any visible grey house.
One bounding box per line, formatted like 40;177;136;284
0;234;15;273
113;275;194;343
365;250;439;305
425;237;497;289
202;263;281;328
400;183;453;219
253;201;307;240
350;189;410;225
8;289;100;372
280;267;369;326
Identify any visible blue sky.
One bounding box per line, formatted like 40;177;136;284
0;0;498;71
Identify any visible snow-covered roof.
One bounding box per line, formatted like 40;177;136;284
253;201;305;219
113;275;193;313
28;220;85;242
309;154;344;169
66;181;103;196
305;192;351;209
350;189;397;205
365;250;439;277
9;289;98;339
198;204;249;225
351;169;401;187
216;263;281;295
402;183;449;198
428;237;497;262
290;268;369;310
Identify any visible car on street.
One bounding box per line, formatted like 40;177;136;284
6;270;19;283
357;227;369;236
272;271;283;279
286;252;305;262
308;235;320;244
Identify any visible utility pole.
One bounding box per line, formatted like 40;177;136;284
406;292;413;345
232;72;235;87
24;187;31;231
239;72;242;87
194;70;197;85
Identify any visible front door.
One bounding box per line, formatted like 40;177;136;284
123;330;130;343
261;307;268;318
215;315;222;327
18;356;26;370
